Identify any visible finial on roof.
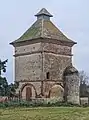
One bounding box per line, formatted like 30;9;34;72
35;8;53;20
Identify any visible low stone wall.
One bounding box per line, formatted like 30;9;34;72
80;97;88;105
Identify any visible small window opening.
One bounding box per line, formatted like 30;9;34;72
46;72;50;79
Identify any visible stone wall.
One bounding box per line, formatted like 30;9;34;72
65;74;80;104
15;41;72;82
15;42;42;55
17;81;42;99
14;41;73;100
80;97;88;105
43;81;58;97
15;53;42;82
43;53;71;81
15;42;43;82
42;42;72;55
42;42;72;81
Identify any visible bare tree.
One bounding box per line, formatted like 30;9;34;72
79;71;89;84
79;71;89;97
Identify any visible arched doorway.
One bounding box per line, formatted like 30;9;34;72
20;83;37;100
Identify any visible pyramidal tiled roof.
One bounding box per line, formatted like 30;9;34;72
11;8;76;44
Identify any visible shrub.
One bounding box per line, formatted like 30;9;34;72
0;99;82;108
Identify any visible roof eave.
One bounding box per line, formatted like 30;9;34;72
10;37;77;47
9;37;43;47
35;13;53;17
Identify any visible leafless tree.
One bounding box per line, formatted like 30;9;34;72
79;71;89;84
79;71;89;97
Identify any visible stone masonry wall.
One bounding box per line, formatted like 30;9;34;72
14;41;73;100
15;53;42;82
65;74;80;104
42;42;72;97
42;42;72;55
15;43;43;82
15;43;42;55
18;82;42;99
42;42;72;81
43;53;71;81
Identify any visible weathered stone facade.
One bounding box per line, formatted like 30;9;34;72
63;66;80;104
10;8;80;104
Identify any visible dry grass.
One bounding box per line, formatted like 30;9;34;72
0;107;89;120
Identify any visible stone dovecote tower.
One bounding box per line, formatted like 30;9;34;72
10;8;80;104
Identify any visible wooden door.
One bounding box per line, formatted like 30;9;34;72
26;87;32;101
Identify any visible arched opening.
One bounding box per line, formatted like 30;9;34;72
48;84;64;101
20;83;37;100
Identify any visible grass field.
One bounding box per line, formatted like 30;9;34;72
0;107;89;120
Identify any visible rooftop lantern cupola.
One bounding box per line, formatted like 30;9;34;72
35;8;53;20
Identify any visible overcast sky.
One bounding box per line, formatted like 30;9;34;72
0;0;89;83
